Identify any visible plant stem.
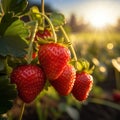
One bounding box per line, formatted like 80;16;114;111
41;0;45;15
60;26;78;62
0;3;4;15
115;69;120;90
112;59;120;90
19;102;25;120
38;13;57;43
26;21;38;64
41;0;45;27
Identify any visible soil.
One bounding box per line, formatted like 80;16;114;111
80;102;120;120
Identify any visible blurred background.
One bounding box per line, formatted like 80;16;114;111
10;0;120;120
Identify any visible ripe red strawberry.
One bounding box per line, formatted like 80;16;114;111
43;29;52;38
10;65;45;103
112;91;120;103
38;43;71;80
35;29;52;41
72;72;93;101
50;64;76;96
32;52;37;59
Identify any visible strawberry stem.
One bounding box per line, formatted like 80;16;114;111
0;3;4;15
19;102;25;120
41;0;45;27
38;13;57;43
60;26;78;62
26;21;38;64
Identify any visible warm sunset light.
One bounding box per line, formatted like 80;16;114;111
89;12;110;28
87;7;115;28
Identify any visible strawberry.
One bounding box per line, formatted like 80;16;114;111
38;43;71;80
32;52;37;59
10;65;45;103
112;91;120;103
33;29;52;58
35;29;52;41
50;64;76;96
72;72;93;101
43;29;52;38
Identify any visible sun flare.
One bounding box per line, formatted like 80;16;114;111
87;7;114;28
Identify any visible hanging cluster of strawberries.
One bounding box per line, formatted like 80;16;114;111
0;0;94;117
10;26;94;103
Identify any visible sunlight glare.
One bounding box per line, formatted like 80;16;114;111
99;66;106;73
107;43;114;50
87;7;114;28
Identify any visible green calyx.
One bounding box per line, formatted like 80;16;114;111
70;58;94;74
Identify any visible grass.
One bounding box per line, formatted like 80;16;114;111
71;31;120;43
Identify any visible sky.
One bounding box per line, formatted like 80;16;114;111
29;0;120;26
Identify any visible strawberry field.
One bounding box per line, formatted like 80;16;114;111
0;0;120;120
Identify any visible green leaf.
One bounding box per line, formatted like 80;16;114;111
0;13;18;36
50;13;65;27
0;75;17;114
0;116;7;120
0;13;29;58
78;59;90;70
30;6;42;25
0;13;29;37
1;0;28;15
0;100;13;114
0;57;5;71
4;19;29;38
77;59;94;74
0;76;9;84
0;57;7;75
0;36;28;57
7;57;27;68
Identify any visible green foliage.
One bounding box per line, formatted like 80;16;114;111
0;57;5;71
7;57;27;68
4;19;29;38
70;58;94;74
0;116;7;120
0;13;18;36
1;0;28;15
30;6;42;25
0;57;10;75
0;13;29;37
50;13;65;27
0;75;17;114
0;13;29;57
0;36;28;57
59;103;80;120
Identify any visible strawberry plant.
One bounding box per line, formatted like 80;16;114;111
0;0;94;119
